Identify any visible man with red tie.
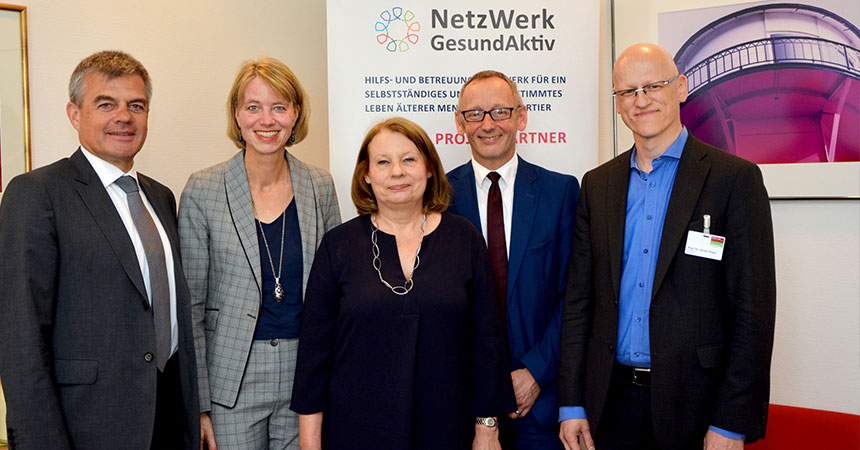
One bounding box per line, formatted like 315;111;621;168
447;70;580;449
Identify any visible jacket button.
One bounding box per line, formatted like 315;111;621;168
608;344;615;353
144;352;154;362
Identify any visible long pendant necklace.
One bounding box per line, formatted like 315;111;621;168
255;166;288;302
371;214;426;295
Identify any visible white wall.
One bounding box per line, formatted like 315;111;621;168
769;200;860;413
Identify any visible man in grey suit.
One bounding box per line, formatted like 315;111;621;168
0;50;200;449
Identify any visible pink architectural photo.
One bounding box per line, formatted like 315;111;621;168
671;3;860;164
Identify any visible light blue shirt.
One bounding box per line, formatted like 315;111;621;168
559;128;743;441
615;127;685;367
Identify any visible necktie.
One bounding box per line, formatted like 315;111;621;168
486;172;508;328
115;175;171;372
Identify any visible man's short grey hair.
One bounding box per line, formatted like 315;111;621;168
458;70;524;110
69;50;152;106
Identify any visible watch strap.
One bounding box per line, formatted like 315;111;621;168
475;417;498;428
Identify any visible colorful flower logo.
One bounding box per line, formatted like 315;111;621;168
375;7;420;52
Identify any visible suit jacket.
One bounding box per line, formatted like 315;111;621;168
447;157;580;427
558;136;776;447
0;149;200;450
178;150;340;409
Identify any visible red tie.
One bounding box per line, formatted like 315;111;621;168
486;172;508;324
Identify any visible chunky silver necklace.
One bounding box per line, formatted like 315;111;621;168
371;214;425;295
254;167;288;302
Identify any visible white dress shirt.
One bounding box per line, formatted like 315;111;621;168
471;155;518;256
81;147;179;355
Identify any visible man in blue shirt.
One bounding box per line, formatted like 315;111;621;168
558;43;776;450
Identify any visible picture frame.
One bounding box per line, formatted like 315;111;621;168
0;375;5;444
0;3;31;202
611;0;860;199
0;4;28;441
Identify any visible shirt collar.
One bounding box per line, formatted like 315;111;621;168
630;126;688;170
471;153;519;187
79;145;139;188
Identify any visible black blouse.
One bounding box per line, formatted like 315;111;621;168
291;212;515;450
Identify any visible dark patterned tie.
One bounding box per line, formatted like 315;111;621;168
486;172;508;328
115;175;171;372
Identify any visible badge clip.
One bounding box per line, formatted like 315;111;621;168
703;214;711;234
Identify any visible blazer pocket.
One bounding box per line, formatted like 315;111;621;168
696;344;725;369
205;308;220;331
53;358;98;385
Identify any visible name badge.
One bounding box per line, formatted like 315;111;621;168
684;230;725;261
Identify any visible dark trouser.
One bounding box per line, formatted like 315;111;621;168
499;413;563;450
151;354;186;450
594;363;661;450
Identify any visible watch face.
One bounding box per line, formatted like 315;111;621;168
476;417;498;427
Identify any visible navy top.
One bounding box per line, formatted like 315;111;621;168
291;213;515;449
254;200;303;339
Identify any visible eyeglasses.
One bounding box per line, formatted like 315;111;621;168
612;74;681;99
459;106;520;122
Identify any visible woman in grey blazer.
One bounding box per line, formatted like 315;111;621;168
178;58;341;450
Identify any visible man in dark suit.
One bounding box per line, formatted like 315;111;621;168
447;70;580;449
558;43;775;450
0;50;200;449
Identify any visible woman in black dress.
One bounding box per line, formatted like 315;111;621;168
291;117;514;449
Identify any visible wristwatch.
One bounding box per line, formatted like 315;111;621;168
475;417;498;428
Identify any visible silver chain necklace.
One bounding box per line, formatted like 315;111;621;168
371;214;426;295
254;167;288;302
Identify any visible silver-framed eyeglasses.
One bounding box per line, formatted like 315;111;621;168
460;106;520;122
611;73;680;99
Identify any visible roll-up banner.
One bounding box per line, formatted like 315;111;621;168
327;1;599;218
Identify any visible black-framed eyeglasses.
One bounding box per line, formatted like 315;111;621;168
459;106;520;122
611;73;681;99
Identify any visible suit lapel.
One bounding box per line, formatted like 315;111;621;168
448;164;481;230
69;150;149;306
508;158;538;302
224;151;263;293
286;152;318;294
606;151;631;302
652;138;710;300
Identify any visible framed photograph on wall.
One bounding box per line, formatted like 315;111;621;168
0;3;29;441
0;3;31;202
612;0;860;199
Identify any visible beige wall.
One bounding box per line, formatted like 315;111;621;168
17;0;330;197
